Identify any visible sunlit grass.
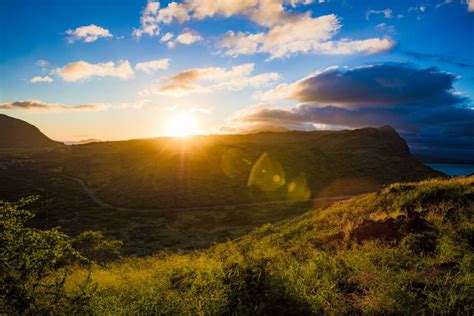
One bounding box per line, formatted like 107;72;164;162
62;176;473;314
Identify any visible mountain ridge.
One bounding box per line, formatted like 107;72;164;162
0;114;63;149
52;124;442;209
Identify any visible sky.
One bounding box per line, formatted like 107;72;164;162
0;0;473;160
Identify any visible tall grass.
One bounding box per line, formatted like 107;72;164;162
62;176;473;314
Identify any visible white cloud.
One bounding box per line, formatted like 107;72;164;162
220;14;393;60
66;24;112;43
376;23;395;33
435;0;453;9
160;32;174;42
175;31;202;44
189;0;258;20
157;1;190;23
135;59;170;74
365;8;403;20
134;0;395;59
140;63;280;97
30;76;53;83
167;30;202;48
55;60;134;82
408;5;427;19
314;38;393;55
133;1;161;39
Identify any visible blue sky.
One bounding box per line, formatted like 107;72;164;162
0;0;473;159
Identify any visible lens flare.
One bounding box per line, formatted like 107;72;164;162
220;148;252;179
287;173;311;201
247;152;286;192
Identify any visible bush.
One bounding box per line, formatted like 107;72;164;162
72;230;122;265
0;196;93;314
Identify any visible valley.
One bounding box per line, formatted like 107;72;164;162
0;116;442;255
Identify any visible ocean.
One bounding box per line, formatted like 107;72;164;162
426;163;474;177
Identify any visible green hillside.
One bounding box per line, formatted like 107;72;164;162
3;176;471;314
52;126;440;209
64;176;473;314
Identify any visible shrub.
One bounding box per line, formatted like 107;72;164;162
0;196;93;314
72;230;122;265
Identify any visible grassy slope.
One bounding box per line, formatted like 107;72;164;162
55;126;440;209
66;176;473;314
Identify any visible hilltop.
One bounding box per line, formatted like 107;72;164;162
54;125;441;209
0;114;62;149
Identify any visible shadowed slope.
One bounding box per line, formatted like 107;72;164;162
56;125;442;209
0;114;62;149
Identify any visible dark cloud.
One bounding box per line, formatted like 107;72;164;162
0;100;107;112
269;63;465;107
232;63;474;160
235;104;417;132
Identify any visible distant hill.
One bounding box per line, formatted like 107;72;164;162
0;114;62;149
237;125;291;134
63;139;102;145
45;125;443;209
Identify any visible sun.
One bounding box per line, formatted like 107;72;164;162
165;113;200;137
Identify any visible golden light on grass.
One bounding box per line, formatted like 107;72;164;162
165;113;200;137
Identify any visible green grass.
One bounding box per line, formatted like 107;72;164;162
62;176;473;314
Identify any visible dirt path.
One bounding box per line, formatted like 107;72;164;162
62;174;355;212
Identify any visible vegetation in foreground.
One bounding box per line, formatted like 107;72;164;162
2;176;473;314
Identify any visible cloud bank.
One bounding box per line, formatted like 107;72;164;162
261;64;462;106
134;0;394;59
229;63;474;159
141;63;279;97
0;100;108;112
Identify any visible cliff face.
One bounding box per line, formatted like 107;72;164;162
0;114;62;149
